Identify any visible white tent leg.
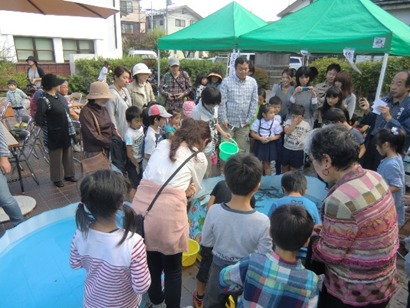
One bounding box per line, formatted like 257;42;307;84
157;48;160;86
376;53;389;99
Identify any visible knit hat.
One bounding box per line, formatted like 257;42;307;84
183;101;196;117
86;82;116;100
148;104;172;118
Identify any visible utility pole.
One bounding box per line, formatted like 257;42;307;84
165;0;168;34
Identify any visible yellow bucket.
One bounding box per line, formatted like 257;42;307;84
182;239;200;267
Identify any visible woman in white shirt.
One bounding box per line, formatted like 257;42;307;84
131;118;210;308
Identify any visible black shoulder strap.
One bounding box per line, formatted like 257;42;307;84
143;151;197;218
171;72;187;92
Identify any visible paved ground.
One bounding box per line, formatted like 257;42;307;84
0;117;409;307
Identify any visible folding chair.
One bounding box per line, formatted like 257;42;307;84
71;120;83;171
9;130;40;185
70;92;82;103
26;125;50;164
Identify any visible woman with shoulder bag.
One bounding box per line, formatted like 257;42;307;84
34;74;76;187
26;56;45;91
79;82;118;159
131;118;210;308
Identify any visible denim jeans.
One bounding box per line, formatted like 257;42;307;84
0;171;24;226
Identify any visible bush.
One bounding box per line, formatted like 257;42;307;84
253;67;269;89
0;62;27;89
311;56;410;97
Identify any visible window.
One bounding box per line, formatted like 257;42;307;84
120;1;133;14
159;20;164;26
122;22;134;34
62;39;94;62
190;20;195;25
14;37;54;62
175;19;185;27
122;22;140;34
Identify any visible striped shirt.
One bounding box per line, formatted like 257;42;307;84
0;124;10;157
219;251;318;308
218;74;258;127
70;229;151;308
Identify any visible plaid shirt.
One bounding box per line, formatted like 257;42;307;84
219;251;318;308
218;74;258;127
158;70;194;108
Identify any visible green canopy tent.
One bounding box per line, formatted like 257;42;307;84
238;0;410;97
156;1;267;82
158;1;267;51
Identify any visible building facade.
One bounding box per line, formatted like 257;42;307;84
146;5;202;35
0;0;122;76
120;0;146;35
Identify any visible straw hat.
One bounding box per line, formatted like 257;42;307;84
207;72;222;80
86;82;116;100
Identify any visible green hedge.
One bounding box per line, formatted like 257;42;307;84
311;56;410;97
70;57;226;93
253;67;269;89
0;62;27;89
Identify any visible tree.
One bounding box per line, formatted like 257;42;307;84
122;28;170;58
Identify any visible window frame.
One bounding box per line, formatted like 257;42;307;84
14;36;55;63
62;39;95;62
120;1;133;14
175;19;185;27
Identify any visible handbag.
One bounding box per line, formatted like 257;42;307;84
24;84;37;95
304;235;326;275
136;151;197;238
81;110;111;174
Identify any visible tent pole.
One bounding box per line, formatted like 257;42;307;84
376;53;389;99
157;48;160;86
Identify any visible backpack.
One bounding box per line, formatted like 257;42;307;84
110;135;131;173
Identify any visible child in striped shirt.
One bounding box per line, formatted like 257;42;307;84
219;204;319;308
70;170;151;308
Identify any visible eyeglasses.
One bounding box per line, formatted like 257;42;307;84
237;68;249;73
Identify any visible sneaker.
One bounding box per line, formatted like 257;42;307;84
193;291;203;308
22;123;28;128
73;144;81;152
14;123;20;128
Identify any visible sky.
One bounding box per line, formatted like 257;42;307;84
140;0;296;22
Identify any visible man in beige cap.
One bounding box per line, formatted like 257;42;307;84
158;57;194;109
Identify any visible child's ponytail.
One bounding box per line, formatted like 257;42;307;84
118;204;138;246
75;201;93;239
374;127;407;156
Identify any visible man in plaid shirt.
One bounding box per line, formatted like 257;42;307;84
218;57;258;154
158;57;194;109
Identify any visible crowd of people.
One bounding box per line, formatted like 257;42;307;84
1;54;410;308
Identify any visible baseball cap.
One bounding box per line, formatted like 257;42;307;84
148;104;172;118
168;57;180;66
